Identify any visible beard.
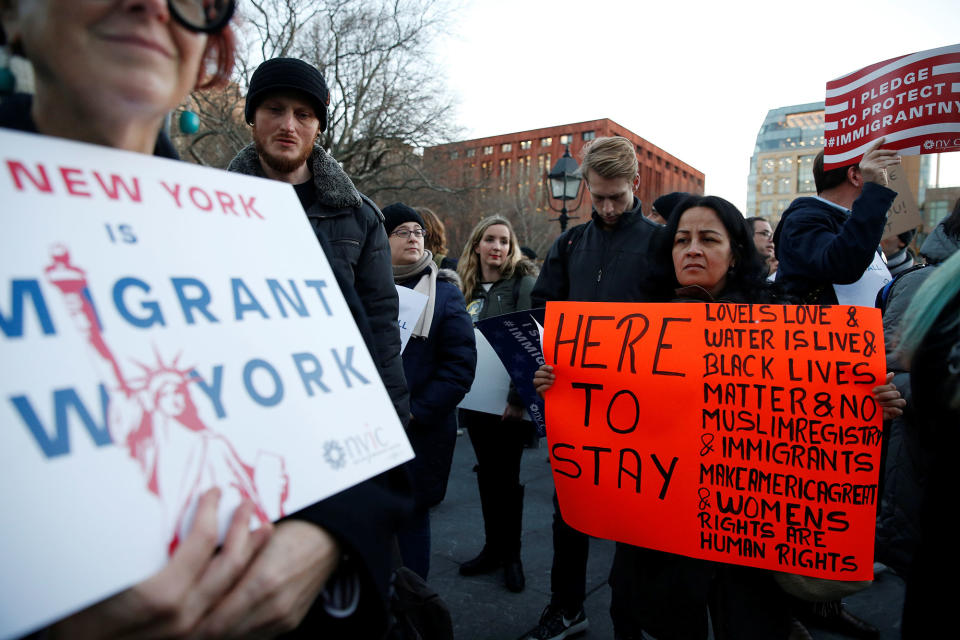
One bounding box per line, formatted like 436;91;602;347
253;130;315;175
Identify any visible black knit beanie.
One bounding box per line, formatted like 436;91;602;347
245;58;330;131
652;191;691;222
382;203;425;235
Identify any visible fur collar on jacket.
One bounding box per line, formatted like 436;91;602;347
438;268;461;289
227;142;362;210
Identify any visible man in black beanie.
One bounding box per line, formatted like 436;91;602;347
224;58;413;638
227;58;408;425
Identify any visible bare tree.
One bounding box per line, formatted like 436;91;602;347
170;0;462;202
412;157;564;259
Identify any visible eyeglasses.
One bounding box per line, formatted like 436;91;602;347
169;0;236;33
391;228;428;239
754;230;773;239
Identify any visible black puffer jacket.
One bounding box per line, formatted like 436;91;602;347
228;143;409;425
532;198;660;306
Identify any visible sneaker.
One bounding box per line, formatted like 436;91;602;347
527;604;588;640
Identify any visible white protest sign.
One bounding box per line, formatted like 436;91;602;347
833;250;892;307
458;329;511;415
0;129;413;638
396;285;428;353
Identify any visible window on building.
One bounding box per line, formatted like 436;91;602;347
797;155;815;192
778;157;793;174
520;140;532;150
449;150;458;160
761;179;774;195
559;134;573;145
483;145;493;155
466;148;476;157
480;161;491;179
583;130;596;141
540;137;552;147
762;158;776;174
777;178;792;194
500;158;511;182
501;143;512;152
518;156;529;181
777;200;791;214
759;201;773;216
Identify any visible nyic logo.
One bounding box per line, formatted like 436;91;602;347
323;440;347;470
322;426;395;470
923;138;960;151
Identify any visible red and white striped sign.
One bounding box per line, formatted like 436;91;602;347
824;43;960;169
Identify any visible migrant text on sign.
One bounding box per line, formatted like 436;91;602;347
0;129;413;638
824;43;960;169
543;302;884;580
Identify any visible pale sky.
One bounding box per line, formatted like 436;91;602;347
436;0;960;212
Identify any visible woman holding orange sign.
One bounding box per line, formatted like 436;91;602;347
534;195;903;640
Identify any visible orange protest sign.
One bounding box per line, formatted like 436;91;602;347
543;302;885;581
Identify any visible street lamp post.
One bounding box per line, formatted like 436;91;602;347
544;144;585;232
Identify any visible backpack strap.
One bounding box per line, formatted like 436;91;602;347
876;263;929;312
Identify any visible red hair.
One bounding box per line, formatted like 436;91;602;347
196;25;236;89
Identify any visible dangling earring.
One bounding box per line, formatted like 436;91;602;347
0;47;16;95
0;66;14;95
179;110;200;134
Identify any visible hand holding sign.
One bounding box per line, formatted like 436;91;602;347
873;372;905;420
195;520;339;637
50;490;271;638
858;138;901;185
534;364;556;397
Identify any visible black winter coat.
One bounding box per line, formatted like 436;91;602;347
400;269;476;509
227;143;410;426
773;183;896;304
875;223;960;574
532;198;660;306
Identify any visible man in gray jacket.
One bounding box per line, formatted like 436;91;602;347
227;57;409;425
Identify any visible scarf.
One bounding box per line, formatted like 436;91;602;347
393;250;437;338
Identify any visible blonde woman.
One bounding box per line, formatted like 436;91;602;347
456;215;537;593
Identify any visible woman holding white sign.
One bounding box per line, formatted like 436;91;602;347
384;202;476;580
0;1;410;637
456;214;538;593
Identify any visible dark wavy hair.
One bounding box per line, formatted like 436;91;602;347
649;195;770;302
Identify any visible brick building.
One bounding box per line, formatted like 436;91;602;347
422;119;704;245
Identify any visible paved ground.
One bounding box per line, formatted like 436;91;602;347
428;434;906;640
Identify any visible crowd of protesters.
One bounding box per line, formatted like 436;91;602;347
1;2;956;639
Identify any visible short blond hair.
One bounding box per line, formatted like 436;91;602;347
580;136;638;182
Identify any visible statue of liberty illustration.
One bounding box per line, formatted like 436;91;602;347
45;245;289;553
